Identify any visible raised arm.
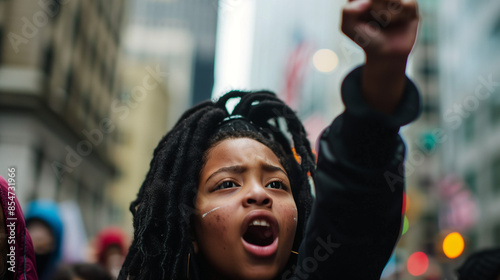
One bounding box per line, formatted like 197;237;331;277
342;0;419;114
294;1;420;279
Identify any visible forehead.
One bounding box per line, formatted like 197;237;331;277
204;138;282;167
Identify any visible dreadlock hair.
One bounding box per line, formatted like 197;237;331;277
119;90;316;280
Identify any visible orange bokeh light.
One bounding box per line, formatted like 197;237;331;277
443;232;465;259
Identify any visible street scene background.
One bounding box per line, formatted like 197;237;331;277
0;0;499;279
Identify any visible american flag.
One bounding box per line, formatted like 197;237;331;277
282;30;314;109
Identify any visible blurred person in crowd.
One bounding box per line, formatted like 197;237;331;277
457;248;500;280
0;176;38;279
25;200;63;280
119;0;421;279
52;263;113;280
94;227;128;279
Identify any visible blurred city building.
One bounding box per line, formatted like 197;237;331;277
108;0;220;231
214;0;499;279
388;0;500;278
0;0;220;237
213;0;364;146
437;0;500;266
390;0;443;278
0;0;126;236
126;0;218;109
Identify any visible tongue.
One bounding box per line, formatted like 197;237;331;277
243;226;274;246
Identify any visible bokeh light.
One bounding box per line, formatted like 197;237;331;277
402;215;409;235
312;49;338;72
407;252;429;276
443;232;465;259
405;193;410;213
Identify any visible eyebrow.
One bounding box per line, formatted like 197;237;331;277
205;164;287;183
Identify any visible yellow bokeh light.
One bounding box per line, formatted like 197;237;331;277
312;49;338;73
443;232;465;259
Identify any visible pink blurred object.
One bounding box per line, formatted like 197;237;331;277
0;175;39;279
438;175;479;231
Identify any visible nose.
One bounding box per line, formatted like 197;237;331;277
243;183;273;208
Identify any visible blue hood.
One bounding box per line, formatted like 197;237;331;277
25;200;64;277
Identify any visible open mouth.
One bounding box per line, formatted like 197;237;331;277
243;219;275;246
241;211;279;258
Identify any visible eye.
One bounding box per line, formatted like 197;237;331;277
266;181;287;190
214;181;240;191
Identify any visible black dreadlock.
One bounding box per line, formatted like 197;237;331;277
119;91;316;280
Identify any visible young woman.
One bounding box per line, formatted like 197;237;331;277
119;0;420;279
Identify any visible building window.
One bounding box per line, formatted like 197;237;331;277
65;69;74;97
101;60;107;85
43;43;55;76
492;157;500;194
495;223;500;247
115;7;123;44
90;42;97;69
98;1;103;16
109;68;115;94
491;95;500;125
72;6;81;44
491;17;500;39
464;170;477;194
463;115;475;143
83;94;90;118
47;0;62;21
0;27;4;64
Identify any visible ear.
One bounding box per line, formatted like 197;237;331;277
189;224;199;254
192;240;199;254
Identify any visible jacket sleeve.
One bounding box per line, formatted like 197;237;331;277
294;66;421;279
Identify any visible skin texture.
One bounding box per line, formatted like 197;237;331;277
27;220;55;255
194;138;298;280
103;245;125;279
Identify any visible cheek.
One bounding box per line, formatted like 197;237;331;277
199;212;228;234
277;200;298;238
194;205;237;253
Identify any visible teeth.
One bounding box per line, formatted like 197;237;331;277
249;219;270;227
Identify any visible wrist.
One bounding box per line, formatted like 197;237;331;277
361;56;408;114
365;54;408;71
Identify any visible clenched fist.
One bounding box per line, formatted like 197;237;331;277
341;0;419;59
340;0;420;114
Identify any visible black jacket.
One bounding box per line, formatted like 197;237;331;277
292;66;420;279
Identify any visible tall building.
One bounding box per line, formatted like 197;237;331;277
438;0;500;255
0;0;126;236
386;0;444;278
126;0;219;107
107;0;221;231
389;0;500;278
213;0;365;145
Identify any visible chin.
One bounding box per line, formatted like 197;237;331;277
234;264;281;280
236;271;279;280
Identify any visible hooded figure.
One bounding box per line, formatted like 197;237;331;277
0;175;38;280
25;200;64;280
95;227;128;279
